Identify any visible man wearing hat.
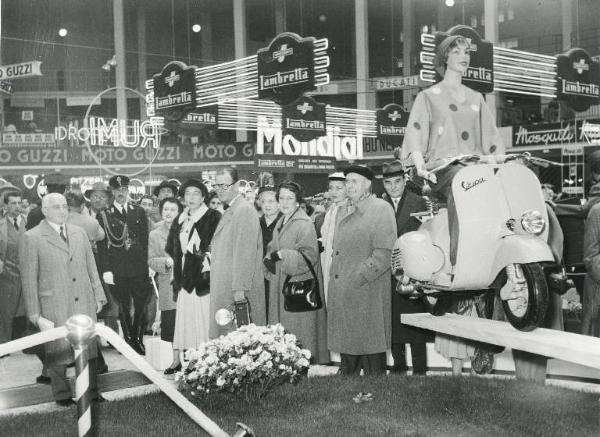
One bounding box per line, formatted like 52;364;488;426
96;175;150;355
153;180;179;200
380;160;431;375
327;165;397;375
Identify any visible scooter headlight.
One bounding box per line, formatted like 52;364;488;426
520;209;545;235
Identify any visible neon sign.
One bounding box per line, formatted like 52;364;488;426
54;117;165;149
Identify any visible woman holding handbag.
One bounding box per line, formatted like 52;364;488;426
165;179;221;374
148;197;182;374
263;181;329;364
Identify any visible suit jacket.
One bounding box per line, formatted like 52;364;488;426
19;220;106;365
96;203;149;278
0;214;27;274
384;189;433;344
209;196;266;338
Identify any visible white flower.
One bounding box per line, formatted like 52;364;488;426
216;377;226;387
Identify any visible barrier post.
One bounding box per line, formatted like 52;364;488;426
66;315;96;437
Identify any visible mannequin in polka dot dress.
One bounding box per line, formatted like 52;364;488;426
402;35;505;202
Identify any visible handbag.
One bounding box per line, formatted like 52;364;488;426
282;251;323;312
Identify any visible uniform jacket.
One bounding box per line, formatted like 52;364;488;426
165;208;221;298
265;208;329;364
96;203;149;278
148;222;177;312
19;220;106;365
209;197;266;338
383;190;433;344
327;195;397;355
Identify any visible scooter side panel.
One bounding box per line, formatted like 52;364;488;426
450;164;511;289
495;163;550;242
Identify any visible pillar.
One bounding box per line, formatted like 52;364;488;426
113;0;128;122
484;0;498;122
137;1;147;119
355;0;375;110
402;0;417;110
233;0;248;142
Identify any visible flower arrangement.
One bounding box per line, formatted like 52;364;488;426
564;300;583;321
177;323;311;402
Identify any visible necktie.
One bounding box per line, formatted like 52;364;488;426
13;217;19;230
60;225;68;244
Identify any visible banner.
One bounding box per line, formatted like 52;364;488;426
257;32;316;105
0;61;42;80
376;104;408;147
255;154;335;173
556;48;600;112
0;142;255;169
152;61;197;121
281;95;326;142
511;119;600;147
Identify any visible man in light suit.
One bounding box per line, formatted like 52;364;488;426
20;193;107;406
209;167;266;338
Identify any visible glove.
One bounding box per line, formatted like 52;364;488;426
263;257;277;275
270;251;281;262
103;271;115;285
317;240;324;253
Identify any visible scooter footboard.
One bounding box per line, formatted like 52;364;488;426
487;235;554;286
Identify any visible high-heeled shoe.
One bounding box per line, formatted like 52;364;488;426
163;363;182;375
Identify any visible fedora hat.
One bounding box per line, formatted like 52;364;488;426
84;182;111;198
380;160;405;179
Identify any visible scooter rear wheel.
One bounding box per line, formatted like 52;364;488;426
501;263;549;332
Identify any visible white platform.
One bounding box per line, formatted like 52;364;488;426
402;313;600;370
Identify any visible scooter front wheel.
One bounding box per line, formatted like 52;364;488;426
501;263;549;331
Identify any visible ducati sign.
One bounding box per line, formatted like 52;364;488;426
257;32;316;105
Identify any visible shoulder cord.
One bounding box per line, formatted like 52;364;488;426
100;210;129;248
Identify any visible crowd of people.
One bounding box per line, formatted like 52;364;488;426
0;33;598;406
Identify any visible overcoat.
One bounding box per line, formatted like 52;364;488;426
383;191;433;344
209;197;266;338
19;220;106;365
148;222;177;311
327;195;397;355
582;203;600;337
265;208;329;364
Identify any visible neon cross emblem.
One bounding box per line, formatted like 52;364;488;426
388;110;402;122
164;70;180;87
464;37;478;52
573;59;589;75
297;102;313;114
273;44;293;63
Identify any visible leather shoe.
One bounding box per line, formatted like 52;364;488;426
129;339;145;355
36;375;51;385
92;395;107;403
163;363;182;375
56;398;75;407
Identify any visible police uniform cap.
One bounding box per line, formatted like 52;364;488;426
108;175;130;189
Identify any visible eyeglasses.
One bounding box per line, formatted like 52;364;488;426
213;183;233;190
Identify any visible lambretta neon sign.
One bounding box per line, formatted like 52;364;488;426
256;116;363;160
54;117;164;149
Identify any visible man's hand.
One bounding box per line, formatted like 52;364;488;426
416;167;437;184
165;257;174;269
103;271;115;285
96;301;106;313
37;316;55;331
233;290;246;302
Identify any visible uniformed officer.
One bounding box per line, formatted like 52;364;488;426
96;175;150;355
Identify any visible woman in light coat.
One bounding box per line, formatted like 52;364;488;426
148;197;182;374
263;181;329;364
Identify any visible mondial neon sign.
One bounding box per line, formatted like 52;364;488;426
54;116;165;149
256;116;363;161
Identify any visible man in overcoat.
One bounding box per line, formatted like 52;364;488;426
96;175;150;355
380;160;431;375
209;167;266;338
20;193;106;405
328;165;397;375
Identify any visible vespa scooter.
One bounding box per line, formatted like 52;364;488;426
391;154;564;331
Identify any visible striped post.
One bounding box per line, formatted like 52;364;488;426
66;315;96;437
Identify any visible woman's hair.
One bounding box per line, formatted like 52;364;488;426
434;35;471;76
276;180;303;202
205;190;219;207
140;194;155;205
159;196;183;214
